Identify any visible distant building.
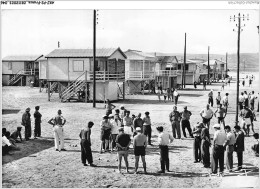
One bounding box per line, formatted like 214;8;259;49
42;48;127;102
124;50;156;94
202;59;226;80
2;55;43;86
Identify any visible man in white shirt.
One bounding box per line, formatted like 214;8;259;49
222;93;229;112
156;126;174;173
110;114;121;151
224;125;236;173
211;124;227;176
200;104;214;129
249;91;257;110
2;134;14;155
239;92;245;110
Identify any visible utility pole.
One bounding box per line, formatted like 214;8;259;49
207;46;210;82
244;60;245;73
226;52;228;78
230;13;249;124
93;9;96;108
183;33;187;88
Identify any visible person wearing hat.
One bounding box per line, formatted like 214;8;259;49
192;122;203;163
222;93;229;112
234;125;245;171
79;121;96;167
200;104;214;129
10;127;23;142
169;105;181;139
211;124;227;176
208;89;214;107
21;108;32;141
143;111;152;145
100;115;112;153
105;99;116;116
116;127;131;173
223;125;236;173
214;104;227;128
48;110;67;151
156;126;174;173
180;106;193;138
133;127;147;174
34;106;42;139
216;92;221;106
110;114;121;151
239;104;253;137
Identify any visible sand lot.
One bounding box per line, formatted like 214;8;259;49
2;73;259;188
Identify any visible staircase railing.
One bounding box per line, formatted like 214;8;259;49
8;70;23;86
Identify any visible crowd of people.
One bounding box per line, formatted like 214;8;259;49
2;79;259;177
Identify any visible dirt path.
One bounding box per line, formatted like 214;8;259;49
2;73;259;188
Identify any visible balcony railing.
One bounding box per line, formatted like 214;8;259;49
155;70;178;76
126;71;155;80
88;71;125;81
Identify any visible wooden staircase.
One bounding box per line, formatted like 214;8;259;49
49;82;58;96
61;72;86;102
8;70;24;86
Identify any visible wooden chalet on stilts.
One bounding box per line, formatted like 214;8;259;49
42;48;127;102
124;50;156;94
155;55;178;90
2;55;43;87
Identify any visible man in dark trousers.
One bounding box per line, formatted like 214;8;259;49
133;113;143;136
192;122;203;163
21;108;32;141
208;89;214;107
180;106;193;138
201;124;211;168
34;106;42;139
10;127;23;142
211;124;227;176
234;125;245;171
79;121;96;167
156;126;174;173
169;105;181;139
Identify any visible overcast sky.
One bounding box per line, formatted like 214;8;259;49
1;9;259;58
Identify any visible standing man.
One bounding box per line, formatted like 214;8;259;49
216;92;221;106
201;124;211;168
192;122;203;163
123;111;134;136
156;126;174;173
234;125;245;171
180;106;193;138
34;106;42;139
223;125;236;173
169;105;181;139
222;93;229;112
239;92;245;110
100;115;112;153
173;89;180;105
48;110;67;151
249;91;257;110
203;80;207;90
21;108;32;141
116;128;131;173
239;105;253;137
243;91;249;108
143;111;152;145
200;104;214;129
133;127;147;174
105;99;116;116
79;121;96;167
214;104;227;128
133;113;143;136
211;124;227;176
120;105;127;124
208;89;214;107
110;115;121;151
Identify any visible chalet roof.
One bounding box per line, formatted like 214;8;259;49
2;55;43;62
178;59;203;64
203;59;221;66
156;56;177;63
45;48;127;59
124;50;155;60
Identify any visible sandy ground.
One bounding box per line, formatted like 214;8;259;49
2;72;259;188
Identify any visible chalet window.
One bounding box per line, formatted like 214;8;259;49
8;62;12;70
73;60;84;72
185;65;189;70
178;65;182;70
89;60;99;71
